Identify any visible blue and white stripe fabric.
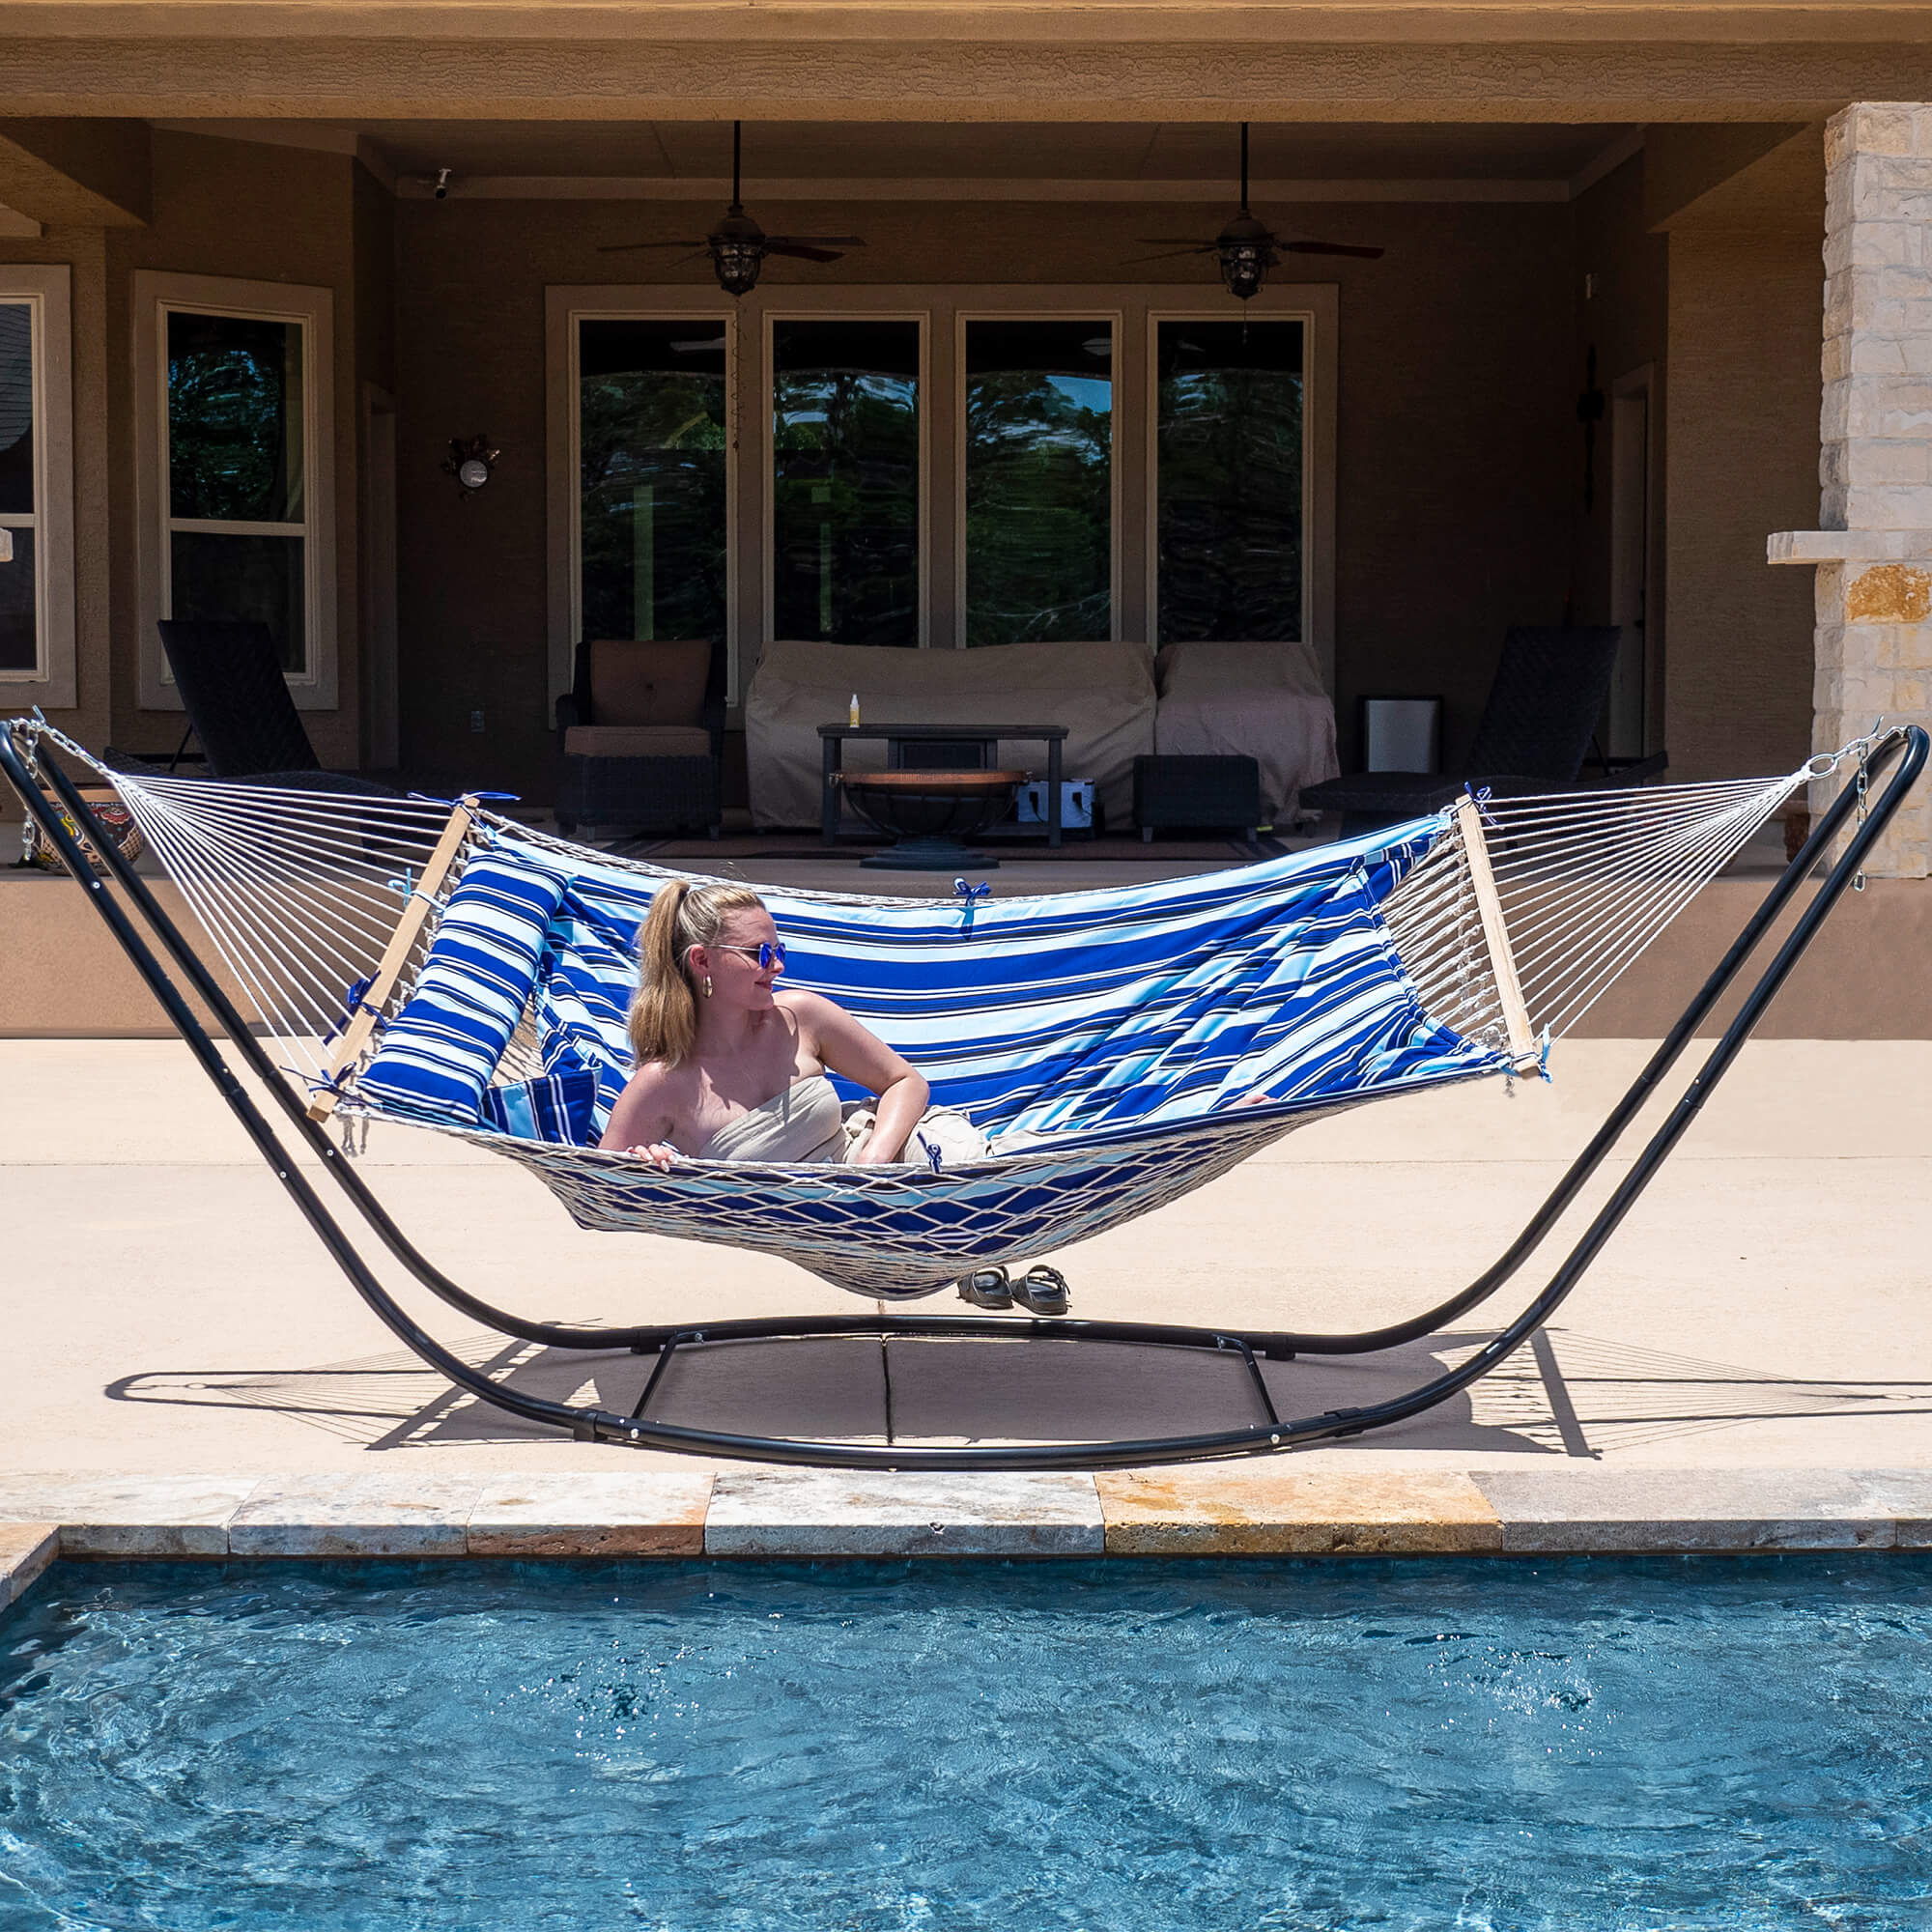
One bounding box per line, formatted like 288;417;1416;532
350;818;1508;1296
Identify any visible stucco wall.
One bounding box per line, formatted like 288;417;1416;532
1661;130;1825;781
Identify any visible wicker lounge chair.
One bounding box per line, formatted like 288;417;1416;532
1302;626;1663;834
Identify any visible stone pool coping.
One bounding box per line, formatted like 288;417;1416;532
4;1465;1932;1604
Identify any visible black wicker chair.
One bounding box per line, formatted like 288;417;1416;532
148;619;400;797
554;638;724;838
1301;626;1664;835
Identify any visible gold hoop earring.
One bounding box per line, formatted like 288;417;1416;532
702;974;713;998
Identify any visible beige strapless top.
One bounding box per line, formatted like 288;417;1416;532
695;1075;847;1164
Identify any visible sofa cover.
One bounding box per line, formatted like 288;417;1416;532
746;639;1156;830
1152;639;1340;820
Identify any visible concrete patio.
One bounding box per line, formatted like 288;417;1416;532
4;1025;1931;1577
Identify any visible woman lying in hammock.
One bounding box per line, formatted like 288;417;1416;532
599;881;983;1169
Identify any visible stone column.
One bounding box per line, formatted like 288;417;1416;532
1771;101;1932;877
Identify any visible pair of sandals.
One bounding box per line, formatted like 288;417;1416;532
955;1264;1070;1318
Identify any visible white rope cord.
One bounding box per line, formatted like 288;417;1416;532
17;722;1866;1106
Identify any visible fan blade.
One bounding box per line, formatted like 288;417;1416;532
1279;241;1385;259
1121;245;1219;265
767;236;866;248
1135;238;1220;247
763;242;845;264
597;239;707;253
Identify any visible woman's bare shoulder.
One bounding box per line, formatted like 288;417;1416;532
599;1060;685;1147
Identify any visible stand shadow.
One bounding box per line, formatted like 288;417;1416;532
109;1324;1932;1459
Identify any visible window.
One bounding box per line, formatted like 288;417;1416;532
1153;318;1305;644
0;299;38;674
136;273;334;710
163;310;310;671
577;317;729;646
770;318;921;647
0;268;72;702
961;318;1114;646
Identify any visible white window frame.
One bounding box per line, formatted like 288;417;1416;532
547;288;740;705
955;308;1123;647
134;271;336;711
1147;291;1337;688
763;305;931;654
0;266;75;708
549;283;1337;696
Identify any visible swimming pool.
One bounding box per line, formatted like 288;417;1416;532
2;1555;1928;1930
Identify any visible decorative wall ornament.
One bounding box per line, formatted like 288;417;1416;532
442;436;499;495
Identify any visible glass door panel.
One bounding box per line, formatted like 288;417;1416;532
578;318;728;645
1155;319;1304;644
772;319;919;647
963;319;1112;646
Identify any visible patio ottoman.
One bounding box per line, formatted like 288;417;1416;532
1132;754;1263;840
556;724;720;837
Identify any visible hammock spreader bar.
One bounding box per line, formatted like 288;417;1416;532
3;718;1921;1468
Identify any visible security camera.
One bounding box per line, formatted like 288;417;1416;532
433;168;452;201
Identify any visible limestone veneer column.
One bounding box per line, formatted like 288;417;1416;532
1771;101;1932;877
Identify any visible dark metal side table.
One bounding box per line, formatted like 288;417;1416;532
817;724;1069;846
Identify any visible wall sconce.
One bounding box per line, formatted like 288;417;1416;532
442;436;499;495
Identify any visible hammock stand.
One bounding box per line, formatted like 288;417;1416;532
3;717;1922;1470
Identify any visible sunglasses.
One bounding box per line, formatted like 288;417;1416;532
713;940;787;971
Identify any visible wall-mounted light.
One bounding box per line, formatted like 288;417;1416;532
442;436;499;495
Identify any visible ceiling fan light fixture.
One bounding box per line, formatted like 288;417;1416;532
709;210;767;298
1216;212;1276;301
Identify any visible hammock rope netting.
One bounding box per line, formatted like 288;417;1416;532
21;724;1855;1299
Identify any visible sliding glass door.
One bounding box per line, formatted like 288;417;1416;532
770;319;921;647
577;317;729;645
1153;318;1305;644
961;318;1114;647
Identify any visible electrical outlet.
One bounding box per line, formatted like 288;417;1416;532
469;708;486;733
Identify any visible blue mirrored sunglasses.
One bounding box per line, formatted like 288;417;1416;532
714;940;787;971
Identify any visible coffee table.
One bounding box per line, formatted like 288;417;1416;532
817;723;1070;846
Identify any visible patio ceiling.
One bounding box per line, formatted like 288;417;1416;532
151;119;1644;202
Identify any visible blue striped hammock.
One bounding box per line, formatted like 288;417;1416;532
59;727;1810;1302
341;818;1518;1296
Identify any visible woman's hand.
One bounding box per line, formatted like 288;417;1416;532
625;1143;681;1170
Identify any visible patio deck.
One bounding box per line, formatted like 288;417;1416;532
3;1029;1930;1571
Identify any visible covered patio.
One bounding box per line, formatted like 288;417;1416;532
2;4;1930;996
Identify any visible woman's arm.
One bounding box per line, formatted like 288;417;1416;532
788;991;929;1164
598;1065;683;1168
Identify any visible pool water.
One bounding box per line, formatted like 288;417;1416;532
3;1556;1930;1931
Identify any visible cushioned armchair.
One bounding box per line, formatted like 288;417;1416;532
554;639;724;838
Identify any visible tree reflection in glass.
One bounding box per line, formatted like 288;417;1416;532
772;320;919;647
1156;320;1303;643
167;313;303;524
964;320;1111;647
579;320;728;646
165;310;307;670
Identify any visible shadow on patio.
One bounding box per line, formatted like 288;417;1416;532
104;1327;1932;1463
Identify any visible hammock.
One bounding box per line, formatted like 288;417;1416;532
3;716;1921;1468
22;724;1832;1295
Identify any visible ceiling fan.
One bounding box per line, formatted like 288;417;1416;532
1129;124;1385;300
598;122;865;298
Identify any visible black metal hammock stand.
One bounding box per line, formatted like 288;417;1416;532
2;717;1922;1469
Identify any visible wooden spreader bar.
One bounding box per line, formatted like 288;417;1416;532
1453;794;1537;1067
307;796;479;1122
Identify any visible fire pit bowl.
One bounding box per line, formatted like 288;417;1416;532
839;768;1027;870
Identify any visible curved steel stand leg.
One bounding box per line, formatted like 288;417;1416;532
3;722;1921;1467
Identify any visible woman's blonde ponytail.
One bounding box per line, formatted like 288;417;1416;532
626;879;767;1068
